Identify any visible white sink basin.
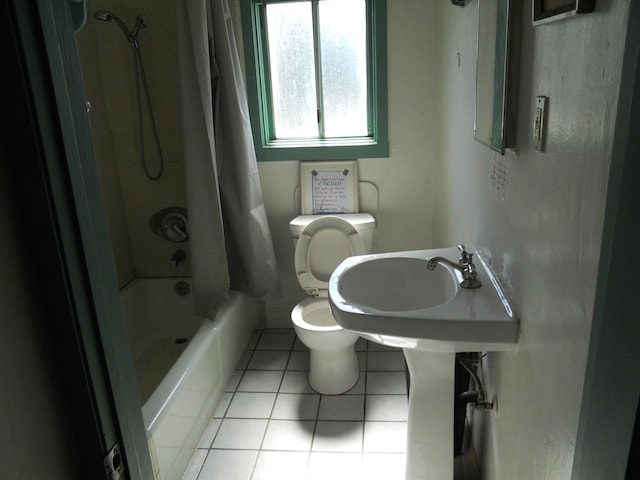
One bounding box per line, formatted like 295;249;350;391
328;247;518;352
329;247;518;479
335;257;457;311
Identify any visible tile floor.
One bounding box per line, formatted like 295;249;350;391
183;328;478;480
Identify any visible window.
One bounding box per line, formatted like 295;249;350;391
240;0;388;161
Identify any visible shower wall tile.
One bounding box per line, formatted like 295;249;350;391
78;0;189;284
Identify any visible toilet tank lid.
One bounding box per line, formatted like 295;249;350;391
289;213;376;236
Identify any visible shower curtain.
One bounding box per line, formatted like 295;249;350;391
176;0;281;317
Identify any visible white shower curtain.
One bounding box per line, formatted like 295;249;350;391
176;0;281;317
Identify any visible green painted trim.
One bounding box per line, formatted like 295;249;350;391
257;140;389;162
240;0;389;161
38;1;155;478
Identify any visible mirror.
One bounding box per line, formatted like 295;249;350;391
475;0;518;154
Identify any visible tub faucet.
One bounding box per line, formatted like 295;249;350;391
171;249;186;268
426;245;481;289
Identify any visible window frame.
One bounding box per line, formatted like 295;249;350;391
240;0;388;161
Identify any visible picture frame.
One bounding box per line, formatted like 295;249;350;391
532;0;595;25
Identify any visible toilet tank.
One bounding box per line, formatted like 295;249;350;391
289;213;376;252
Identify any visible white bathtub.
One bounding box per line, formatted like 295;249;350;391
120;278;262;480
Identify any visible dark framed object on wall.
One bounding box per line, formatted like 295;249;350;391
532;0;595;25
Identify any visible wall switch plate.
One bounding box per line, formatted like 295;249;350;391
534;96;547;152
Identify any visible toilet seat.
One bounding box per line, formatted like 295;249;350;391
294;216;366;297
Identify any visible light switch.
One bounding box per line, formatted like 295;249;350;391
534;96;547;152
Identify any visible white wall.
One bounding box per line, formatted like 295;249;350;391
438;1;630;478
259;0;444;327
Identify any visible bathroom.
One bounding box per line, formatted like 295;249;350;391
1;0;637;479
75;0;634;478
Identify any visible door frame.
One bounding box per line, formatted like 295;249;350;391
4;0;153;478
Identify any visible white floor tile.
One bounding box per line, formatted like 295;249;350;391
312;421;363;453
271;393;320;420
212;419;268;450
226;370;244;392
346;374;366;395
237;370;284;392
318;395;365;421
183;333;432;480
279;371;315;394
262;420;315;451
182;449;207;480
293;337;308;351
358;351;367;372
286;350;309;371
256;332;295;350
367;351;406;371
197;418;222;449
247;332;261;349
212;392;233;418
237;350;253;370
247;350;290;370
363;421;407;453
198;449;257;480
365;395;408;421
226;392;277;418
252;451;309;480
307;452;362;479
362;453;406;480
366;371;408;394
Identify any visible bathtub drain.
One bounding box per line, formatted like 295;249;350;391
175;281;190;296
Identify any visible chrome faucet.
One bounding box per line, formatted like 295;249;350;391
426;245;482;289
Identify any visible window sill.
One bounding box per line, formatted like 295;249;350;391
255;139;389;162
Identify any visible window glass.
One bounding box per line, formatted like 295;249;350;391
319;0;368;137
265;2;317;138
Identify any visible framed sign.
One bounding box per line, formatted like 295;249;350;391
300;161;359;214
533;0;595;25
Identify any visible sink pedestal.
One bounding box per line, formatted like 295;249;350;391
403;349;456;480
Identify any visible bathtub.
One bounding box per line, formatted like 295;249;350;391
120;278;262;480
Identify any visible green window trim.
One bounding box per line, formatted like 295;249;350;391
240;0;389;161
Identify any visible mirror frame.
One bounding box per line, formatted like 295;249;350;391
532;0;595;26
474;0;520;154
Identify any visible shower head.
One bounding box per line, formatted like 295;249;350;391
92;10;144;43
92;9;114;22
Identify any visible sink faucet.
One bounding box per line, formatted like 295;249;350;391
426;245;482;289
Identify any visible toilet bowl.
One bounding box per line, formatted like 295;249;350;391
289;214;376;395
292;297;360;394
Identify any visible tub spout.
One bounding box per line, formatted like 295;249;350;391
171;249;186;268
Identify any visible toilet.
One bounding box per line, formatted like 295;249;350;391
289;213;376;394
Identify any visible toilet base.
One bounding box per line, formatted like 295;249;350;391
308;347;359;395
291;297;360;395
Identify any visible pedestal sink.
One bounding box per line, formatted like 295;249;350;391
328;247;518;480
